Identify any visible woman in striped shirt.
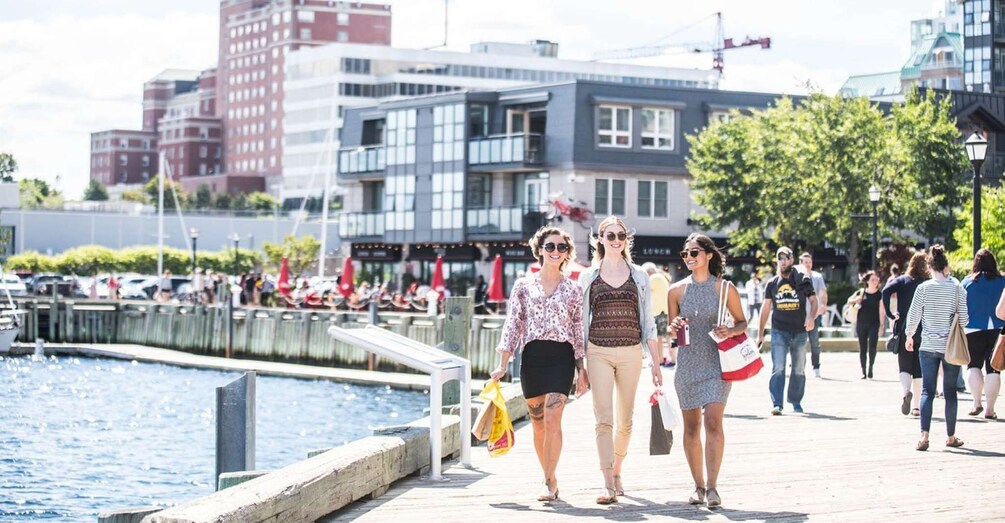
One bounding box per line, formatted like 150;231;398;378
905;245;969;451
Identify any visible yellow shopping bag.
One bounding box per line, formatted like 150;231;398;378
478;381;514;457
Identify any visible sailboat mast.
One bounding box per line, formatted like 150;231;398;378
157;152;165;277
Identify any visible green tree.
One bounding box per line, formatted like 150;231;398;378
262;234;319;276
232;192;249;211
19;178;61;209
195;184;212;209
952;185;1005;264
5;250;55;273
144;176;187;210
687;90;969;280
247;191;279;212
0;153;17;183
83;178;109;201
214;192;232;210
121;189;150;204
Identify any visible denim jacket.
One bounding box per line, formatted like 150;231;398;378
578;261;657;350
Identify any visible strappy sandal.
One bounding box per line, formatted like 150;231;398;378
537;480;558;502
985;413;998;420
689;486;706;505
946;436;965;448
968;406;983;416
916;439;929;451
706;488;721;508
613;474;624;496
595;486;618;505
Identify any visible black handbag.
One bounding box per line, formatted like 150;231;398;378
886;320;900;354
649;403;674;455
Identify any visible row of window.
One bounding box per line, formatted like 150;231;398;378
229;156;277;174
595;179;669;218
390;62;704;88
92;139;153;150
228;52;268;71
597;105;676;150
337;82;463;98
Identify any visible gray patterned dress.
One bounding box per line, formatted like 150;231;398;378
674;276;731;410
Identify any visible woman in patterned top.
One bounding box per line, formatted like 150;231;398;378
491;226;588;503
579;216;662;505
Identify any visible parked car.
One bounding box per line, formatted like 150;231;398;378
0;274;28;297
31;274;77;297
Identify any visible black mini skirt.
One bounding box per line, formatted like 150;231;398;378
520;340;575;398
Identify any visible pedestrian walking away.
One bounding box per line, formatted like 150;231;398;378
961;249;1005;420
882;251;930;417
667;234;744;509
579;216;662;505
490;226;588;503
798;253;828;378
849;270;885;379
905;245;969;451
757;246;818;415
745;272;764;322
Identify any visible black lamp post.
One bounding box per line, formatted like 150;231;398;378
965;131;988;255
229;232;241;276
189;227;199;303
868;185;880;271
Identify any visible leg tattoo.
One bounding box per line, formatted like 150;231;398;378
528;402;546;421
545;393;567;409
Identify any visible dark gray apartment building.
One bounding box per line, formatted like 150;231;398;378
336;80;785;293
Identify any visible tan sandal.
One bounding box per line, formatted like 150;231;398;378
689;486;706;505
613;474;624;496
595;486;618;505
946;436;965;448
537;480;558;502
706;488;721;508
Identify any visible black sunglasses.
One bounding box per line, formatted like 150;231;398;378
603;232;628;242
543;242;570;253
777;254;792;261
680;248;705;259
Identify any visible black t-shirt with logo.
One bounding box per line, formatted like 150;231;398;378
764;270;816;333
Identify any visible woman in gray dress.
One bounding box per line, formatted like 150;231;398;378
667;234;746;509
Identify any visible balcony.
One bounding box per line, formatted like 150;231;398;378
467;133;544;172
339;211;384;239
466;206;538;238
338;145;385;177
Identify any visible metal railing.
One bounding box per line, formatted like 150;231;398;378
466;206;525;234
339;211;384;238
338;145;385;174
468;133;543;165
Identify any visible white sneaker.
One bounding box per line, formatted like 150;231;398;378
813;368;821;378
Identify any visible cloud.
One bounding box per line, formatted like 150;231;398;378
0;12;217;198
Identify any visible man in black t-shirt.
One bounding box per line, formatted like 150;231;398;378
757;246;818;415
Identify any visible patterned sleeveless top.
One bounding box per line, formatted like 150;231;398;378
588;276;642;347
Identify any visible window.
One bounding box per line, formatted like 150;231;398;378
637;181;668;218
384;174;415;231
200;146;208;158
386;109;417;166
595;178;625;215
598;106;631;147
337;31;349;43
119;154;128;166
466;173;491;208
641;108;674;149
432;172;464;229
433;104;464;162
297;10;315;22
337;13;349;25
469;104;489;137
300;28;312;40
142;155;150;167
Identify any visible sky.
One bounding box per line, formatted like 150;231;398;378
0;0;949;199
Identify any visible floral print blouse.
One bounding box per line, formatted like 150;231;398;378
496;275;586;359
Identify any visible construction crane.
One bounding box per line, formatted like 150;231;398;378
592;12;771;77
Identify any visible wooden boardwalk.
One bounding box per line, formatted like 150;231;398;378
326;352;1005;522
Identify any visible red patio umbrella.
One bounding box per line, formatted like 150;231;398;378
277;256;291;296
431;255;446;298
338;256;355;298
487;254;505;302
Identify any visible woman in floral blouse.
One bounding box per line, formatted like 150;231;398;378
491;226;588;503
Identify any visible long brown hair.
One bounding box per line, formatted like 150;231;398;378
590;216;634;264
971;248;1001;280
528;226;576;272
906;251;930;281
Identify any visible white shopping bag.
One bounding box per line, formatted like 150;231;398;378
654;385;683;432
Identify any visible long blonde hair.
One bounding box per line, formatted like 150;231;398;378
590;216;634;265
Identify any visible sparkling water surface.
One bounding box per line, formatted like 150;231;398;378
0;355;428;521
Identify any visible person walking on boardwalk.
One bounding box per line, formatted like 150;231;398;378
667;234;745;509
642;262;675;367
882;252;930;416
848;271;885;379
756;247;818;415
798;253;828;378
905;245;969;451
490;226;588;502
579;216;662;505
745;272;764;322
961;249;1005;420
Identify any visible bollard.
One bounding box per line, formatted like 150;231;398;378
426;291;439;317
216;371;256;490
34;338;44;358
441;297;472;405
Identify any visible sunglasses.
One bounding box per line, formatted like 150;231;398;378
603;232;628;242
777;254;792;261
543;242;570;253
680;248;705;259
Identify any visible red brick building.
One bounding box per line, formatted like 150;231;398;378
217;0;391;192
89;130;158;185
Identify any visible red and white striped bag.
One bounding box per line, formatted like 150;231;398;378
711;280;764;382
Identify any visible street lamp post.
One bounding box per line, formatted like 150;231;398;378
965;131;988;255
189;227;199;304
226;232;240;359
868;185;881;272
229;233;241;276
